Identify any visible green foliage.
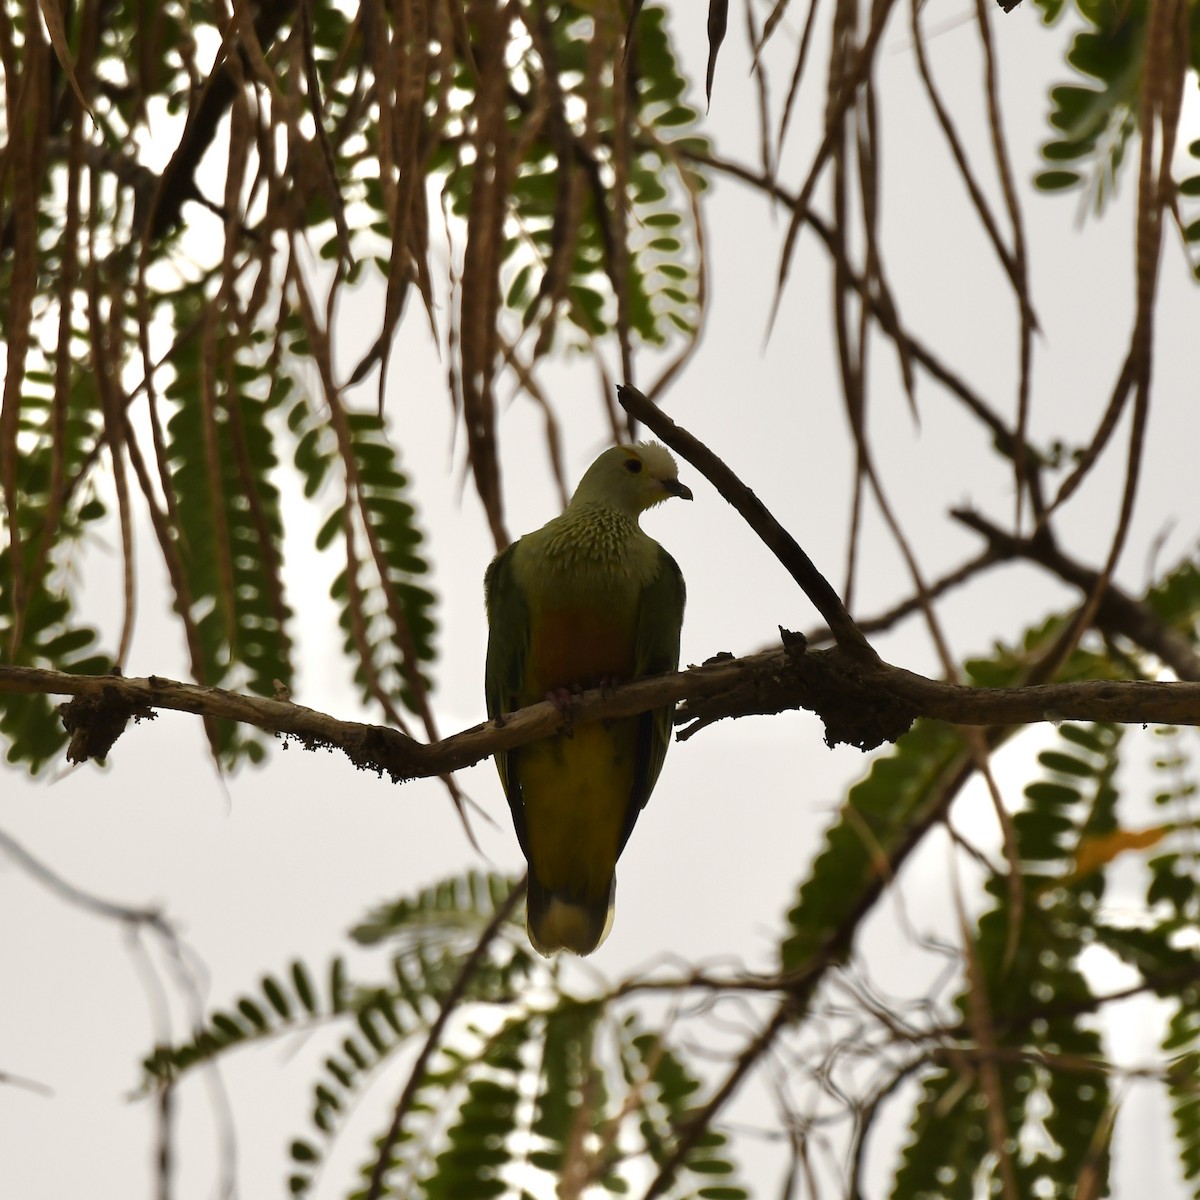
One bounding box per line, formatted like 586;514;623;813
780;612;1122;976
781;562;1200;1197
352;872;520;948
152;288;438;761
1095;723;1200;1196
144;872;538;1199
528;1000;606;1175
160;294;293;764
780;716;965;974
314;408;437;719
442;3;708;354
1145;552;1200;639
1180;140;1200;275
0;0;710;772
0;359;110;769
621;1020;748;1198
142;873;528;1086
1034;0;1200;244
140;870;750;1199
1033;1;1142;203
891;723;1120;1200
414;1020;526;1200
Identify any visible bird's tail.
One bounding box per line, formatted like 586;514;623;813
526;872;615;957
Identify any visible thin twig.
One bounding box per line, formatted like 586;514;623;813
617;384;877;660
952;509;1200;681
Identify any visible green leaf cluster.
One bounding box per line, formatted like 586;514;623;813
0;359;109;770
161;296;294;764
444;3;709;354
779;610;1122;977
0;0;711;772
779;550;1200;1196
780;716;965;974
622;1021;747;1198
892;723;1119;1199
142;870;747;1200
313;409;437;719
1034;0;1200;235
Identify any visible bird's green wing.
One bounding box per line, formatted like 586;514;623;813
621;546;686;852
484;544;532;851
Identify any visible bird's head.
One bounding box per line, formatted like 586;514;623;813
569;442;694;516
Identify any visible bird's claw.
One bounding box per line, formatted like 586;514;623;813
597;674;621;699
545;687;579;736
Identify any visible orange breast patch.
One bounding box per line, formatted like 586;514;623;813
528;605;635;696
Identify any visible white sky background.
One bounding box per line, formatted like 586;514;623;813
3;1;1200;1197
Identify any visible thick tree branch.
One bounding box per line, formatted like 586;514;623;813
4;650;1200;779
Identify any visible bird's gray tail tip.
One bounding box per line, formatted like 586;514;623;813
526;874;615;957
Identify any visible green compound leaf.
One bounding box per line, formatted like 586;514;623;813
1037;0;1200;254
294;398;437;723
161;294;295;766
0;361;111;770
1143;550;1200;639
890;723;1121;1200
351;872;524;948
780;603;1139;976
780;717;965;973
619;1016;748;1197
441;3;709;359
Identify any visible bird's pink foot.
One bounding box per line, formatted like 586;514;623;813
545;686;579;736
595;674;622;698
546;686;577;714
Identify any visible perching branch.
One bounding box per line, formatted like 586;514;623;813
5;648;1200;779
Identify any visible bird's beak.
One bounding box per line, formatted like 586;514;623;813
662;479;693;501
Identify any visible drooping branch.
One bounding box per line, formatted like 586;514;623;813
673;144;1048;503
147;0;299;240
4;648;1200;780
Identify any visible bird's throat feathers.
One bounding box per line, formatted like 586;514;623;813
517;504;660;600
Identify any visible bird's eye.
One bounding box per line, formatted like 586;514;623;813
624;458;643;473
